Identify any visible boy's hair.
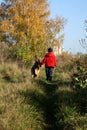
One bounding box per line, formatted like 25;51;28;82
48;47;53;52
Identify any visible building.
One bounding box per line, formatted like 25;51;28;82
53;45;63;55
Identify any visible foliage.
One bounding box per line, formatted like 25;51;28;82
0;0;50;62
0;0;65;63
45;16;66;48
72;54;87;89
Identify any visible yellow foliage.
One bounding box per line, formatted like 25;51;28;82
0;0;65;63
0;20;10;32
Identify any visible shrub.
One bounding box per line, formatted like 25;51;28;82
72;55;87;89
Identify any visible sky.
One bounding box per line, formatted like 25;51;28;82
0;0;87;54
49;0;87;54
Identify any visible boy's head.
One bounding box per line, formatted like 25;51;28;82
48;47;53;52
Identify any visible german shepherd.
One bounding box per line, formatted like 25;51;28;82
31;59;40;78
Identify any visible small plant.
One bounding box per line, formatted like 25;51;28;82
55;105;87;130
55;105;78;129
72;55;87;89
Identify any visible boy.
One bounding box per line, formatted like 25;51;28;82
40;48;56;81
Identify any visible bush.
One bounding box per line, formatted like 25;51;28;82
72;55;87;89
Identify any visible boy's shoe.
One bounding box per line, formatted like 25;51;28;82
46;76;52;81
49;76;52;81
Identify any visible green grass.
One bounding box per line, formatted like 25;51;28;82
0;62;87;130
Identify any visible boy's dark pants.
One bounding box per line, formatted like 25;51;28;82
45;67;54;81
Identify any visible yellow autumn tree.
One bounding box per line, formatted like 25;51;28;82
0;0;50;62
0;0;66;63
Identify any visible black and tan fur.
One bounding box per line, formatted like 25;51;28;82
31;59;40;78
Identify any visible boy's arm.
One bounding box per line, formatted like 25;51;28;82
40;57;46;66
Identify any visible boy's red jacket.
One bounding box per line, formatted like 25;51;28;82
40;52;56;67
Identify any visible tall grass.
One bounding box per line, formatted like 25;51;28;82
0;61;87;130
0;62;45;130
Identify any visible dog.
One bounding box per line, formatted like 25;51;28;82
31;59;40;78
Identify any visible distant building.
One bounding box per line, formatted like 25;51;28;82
53;45;63;55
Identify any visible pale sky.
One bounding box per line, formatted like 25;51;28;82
49;0;87;54
0;0;87;54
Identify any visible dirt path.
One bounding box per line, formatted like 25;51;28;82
36;80;63;130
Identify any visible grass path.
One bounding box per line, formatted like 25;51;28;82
29;79;87;130
0;62;87;130
0;78;87;130
28;79;72;130
36;80;59;130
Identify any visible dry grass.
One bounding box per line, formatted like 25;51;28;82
0;62;44;130
0;61;87;130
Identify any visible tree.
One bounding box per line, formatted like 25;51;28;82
0;0;50;61
0;0;66;63
45;16;66;50
79;20;87;52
